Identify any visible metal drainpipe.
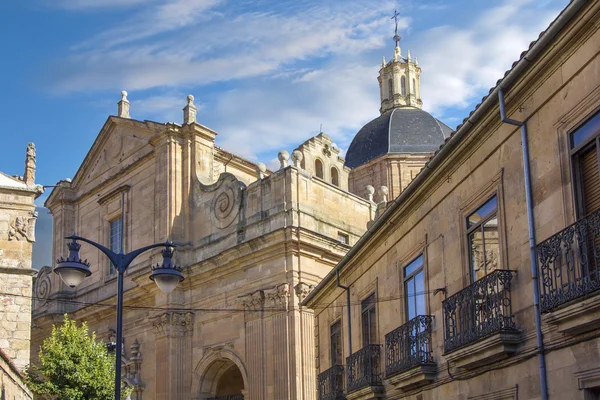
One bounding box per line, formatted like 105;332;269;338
498;88;548;400
336;269;352;357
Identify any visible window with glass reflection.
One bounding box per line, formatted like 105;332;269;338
404;255;425;321
467;195;499;281
108;217;123;276
570;110;600;217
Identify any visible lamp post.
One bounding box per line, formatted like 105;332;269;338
54;234;184;400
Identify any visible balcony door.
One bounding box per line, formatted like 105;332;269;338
404;255;426;362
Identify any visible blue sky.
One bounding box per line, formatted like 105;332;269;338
0;0;568;204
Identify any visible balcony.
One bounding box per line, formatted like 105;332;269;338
442;270;519;369
537;211;600;333
346;344;383;396
318;365;346;400
384;315;436;390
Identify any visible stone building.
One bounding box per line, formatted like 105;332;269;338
30;20;450;398
0;144;44;399
303;0;600;399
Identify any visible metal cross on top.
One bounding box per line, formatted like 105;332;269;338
391;9;400;35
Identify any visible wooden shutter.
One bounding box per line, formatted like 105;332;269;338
581;146;600;216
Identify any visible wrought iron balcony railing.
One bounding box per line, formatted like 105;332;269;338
208;395;244;400
385;315;434;377
537;210;600;312
442;269;517;353
346;344;382;393
318;365;346;400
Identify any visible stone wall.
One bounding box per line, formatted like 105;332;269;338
0;349;32;400
307;1;600;399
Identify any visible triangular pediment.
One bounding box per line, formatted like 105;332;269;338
69;117;166;195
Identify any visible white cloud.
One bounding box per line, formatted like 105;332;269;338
49;0;402;93
415;0;566;115
52;0;158;10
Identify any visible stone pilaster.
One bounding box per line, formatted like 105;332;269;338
152;311;194;400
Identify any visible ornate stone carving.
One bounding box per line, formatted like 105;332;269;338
237;290;265;311
294;282;315;303
291;150;303;168
203;174;243;229
278;150;289;169
33;266;52;308
151;312;194;338
8;211;37;242
265;283;290;307
322;144;332;157
24;142;36;185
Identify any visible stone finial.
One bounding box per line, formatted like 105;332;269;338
24;143;36;185
407;50;411;61
278;150;290;169
415;57;418;66
394;46;401;61
365;185;375;202
379;186;389;203
291;150;303;168
256;162;267;179
183;94;197;125
381;56;386;68
118;91;130;119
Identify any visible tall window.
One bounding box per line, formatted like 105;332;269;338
330;320;343;366
388;79;393;100
571;110;600;217
404;255;425;321
315;159;324;179
331;167;339;187
361;293;377;346
401;76;407;96
467;195;499;281
109;217;123;275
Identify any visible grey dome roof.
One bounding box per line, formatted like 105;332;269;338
345;108;452;169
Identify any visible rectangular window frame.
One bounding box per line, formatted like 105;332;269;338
108;216;123;276
361;292;377;347
403;254;425;322
330;319;343;367
458;169;507;288
569;110;600;219
466;194;499;282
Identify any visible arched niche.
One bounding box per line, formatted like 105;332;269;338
192;349;248;399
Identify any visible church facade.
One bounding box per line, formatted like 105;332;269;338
31;32;446;399
304;1;600;399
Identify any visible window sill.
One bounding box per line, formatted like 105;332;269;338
103;273;117;284
444;332;521;370
345;384;384;400
385;363;436;391
543;290;600;335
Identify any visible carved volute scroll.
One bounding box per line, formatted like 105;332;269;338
194;173;245;230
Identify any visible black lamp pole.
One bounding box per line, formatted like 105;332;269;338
54;234;184;400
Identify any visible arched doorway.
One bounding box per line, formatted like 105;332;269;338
213;364;244;398
194;352;248;400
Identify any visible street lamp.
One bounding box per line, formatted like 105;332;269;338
54;234;183;400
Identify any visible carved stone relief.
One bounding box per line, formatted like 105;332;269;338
32;266;52;309
294;282;315;304
8;211;37;242
265;283;290;307
151;312;194;338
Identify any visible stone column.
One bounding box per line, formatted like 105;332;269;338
152;311;194;400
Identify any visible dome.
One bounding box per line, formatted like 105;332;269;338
344;108;452;169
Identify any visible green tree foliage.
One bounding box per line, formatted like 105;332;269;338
25;315;130;400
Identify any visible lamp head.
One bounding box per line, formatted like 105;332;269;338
54;236;92;288
149;243;183;294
